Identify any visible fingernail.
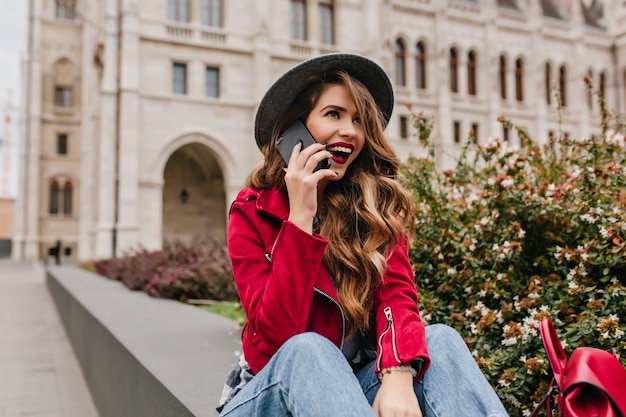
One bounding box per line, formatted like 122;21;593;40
319;142;327;146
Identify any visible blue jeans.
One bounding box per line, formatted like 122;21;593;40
220;324;509;417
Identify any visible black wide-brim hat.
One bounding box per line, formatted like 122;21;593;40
254;53;394;149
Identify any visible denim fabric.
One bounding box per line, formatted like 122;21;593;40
219;325;509;417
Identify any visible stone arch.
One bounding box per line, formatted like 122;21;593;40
158;132;232;245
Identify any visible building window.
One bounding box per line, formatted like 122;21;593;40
319;1;334;45
205;67;219;98
395;39;406;86
503;125;510;142
453;121;461;143
499;55;507;99
471;123;478;144
599;71;606;101
467;50;477;96
449;48;458;93
63;182;73;215
515;58;524;102
172;63;187;95
55;87;72;108
587;68;594;109
55;0;76;20
290;0;307;40
201;0;222;27
168;0;189;22
399;116;409;139
57;134;68;155
415;42;426;89
50;181;60;214
559;65;567;107
623;69;626;111
545;62;552;105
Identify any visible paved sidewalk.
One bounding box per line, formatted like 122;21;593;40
0;259;99;417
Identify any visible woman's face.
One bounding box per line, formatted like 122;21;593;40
305;84;365;181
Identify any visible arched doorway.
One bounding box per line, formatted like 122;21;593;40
162;143;226;244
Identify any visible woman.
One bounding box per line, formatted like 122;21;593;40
218;53;508;417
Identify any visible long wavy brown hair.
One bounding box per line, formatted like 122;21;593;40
248;70;415;338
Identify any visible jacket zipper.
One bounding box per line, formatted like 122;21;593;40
314;287;345;350
377;306;401;372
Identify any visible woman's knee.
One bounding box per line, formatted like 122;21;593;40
425;323;467;351
280;332;340;359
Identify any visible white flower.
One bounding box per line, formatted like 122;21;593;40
518;229;526;239
601;331;610;340
580;214;597;224
478;289;487;297
502;337;517;346
501;178;515;188
480;216;490;226
609;314;619;322
600;227;609;238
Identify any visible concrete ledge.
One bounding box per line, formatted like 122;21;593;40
46;266;241;417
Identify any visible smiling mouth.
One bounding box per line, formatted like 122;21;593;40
327;145;353;164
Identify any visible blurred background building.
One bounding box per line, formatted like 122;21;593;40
13;0;626;262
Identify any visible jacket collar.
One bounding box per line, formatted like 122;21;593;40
256;188;290;221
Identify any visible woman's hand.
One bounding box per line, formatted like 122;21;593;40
284;141;335;233
373;371;423;417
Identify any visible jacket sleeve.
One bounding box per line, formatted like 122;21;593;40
228;194;329;362
373;235;431;381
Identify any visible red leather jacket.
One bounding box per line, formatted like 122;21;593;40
228;187;431;379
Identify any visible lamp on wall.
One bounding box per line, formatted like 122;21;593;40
179;187;189;204
179;151;190;204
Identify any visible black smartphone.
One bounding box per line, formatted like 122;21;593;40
276;119;331;172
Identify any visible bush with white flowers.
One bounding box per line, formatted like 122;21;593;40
402;107;625;416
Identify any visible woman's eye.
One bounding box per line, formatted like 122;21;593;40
326;110;339;118
353;117;361;124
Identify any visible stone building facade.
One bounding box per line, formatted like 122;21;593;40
14;0;626;261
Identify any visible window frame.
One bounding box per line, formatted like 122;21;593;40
471;122;479;144
545;62;552;105
57;133;68;155
395;39;407;87
55;0;76;20
453;121;461;144
318;0;334;45
467;50;477;96
399;115;409;139
559;65;567;107
415;42;426;89
449;48;459;93
205;66;220;98
168;0;189;22
202;0;222;27
63;182;73;215
499;55;507;99
290;0;307;41
172;62;188;95
515;58;524;102
50;181;60;215
54;86;73;108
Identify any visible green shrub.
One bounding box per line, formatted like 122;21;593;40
401;103;625;415
94;235;238;302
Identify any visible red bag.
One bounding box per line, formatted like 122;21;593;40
532;319;626;417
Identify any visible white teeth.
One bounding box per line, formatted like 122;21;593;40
327;146;353;154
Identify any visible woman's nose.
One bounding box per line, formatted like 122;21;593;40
339;120;356;137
